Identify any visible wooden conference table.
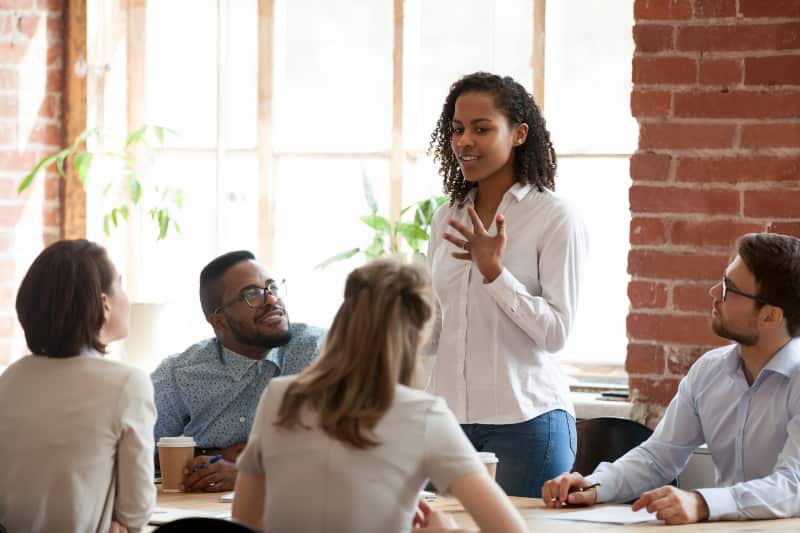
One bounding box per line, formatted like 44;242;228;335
152;488;800;532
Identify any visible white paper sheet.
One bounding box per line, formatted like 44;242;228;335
148;506;232;525
546;505;660;525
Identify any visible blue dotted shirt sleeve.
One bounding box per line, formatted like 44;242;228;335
151;356;189;443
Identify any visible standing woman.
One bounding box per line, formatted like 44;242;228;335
0;240;156;532
232;259;526;533
425;72;589;498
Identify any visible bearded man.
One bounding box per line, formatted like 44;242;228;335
152;250;324;492
543;233;800;524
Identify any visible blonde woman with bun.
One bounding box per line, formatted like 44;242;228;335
232;259;525;533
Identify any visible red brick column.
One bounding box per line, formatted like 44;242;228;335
0;0;63;363
628;0;800;426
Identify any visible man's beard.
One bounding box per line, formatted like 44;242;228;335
227;304;293;349
711;317;759;346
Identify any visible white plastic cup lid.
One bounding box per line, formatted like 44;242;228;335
477;451;498;464
157;436;197;447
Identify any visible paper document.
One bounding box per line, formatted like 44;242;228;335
546;505;660;525
220;491;235;502
421;490;437;502
149;506;231;525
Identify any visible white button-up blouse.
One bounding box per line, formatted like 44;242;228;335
424;183;589;424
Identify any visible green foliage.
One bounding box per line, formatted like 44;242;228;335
18;125;182;240
316;173;448;269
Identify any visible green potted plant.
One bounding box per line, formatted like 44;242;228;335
18;125;183;240
316;172;448;269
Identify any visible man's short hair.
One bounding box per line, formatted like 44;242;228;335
16;239;115;357
199;250;256;317
738;233;800;337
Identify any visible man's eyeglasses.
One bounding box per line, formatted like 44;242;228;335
213;279;287;315
721;276;772;306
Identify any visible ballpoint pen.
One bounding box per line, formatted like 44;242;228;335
191;453;223;473
551;482;602;502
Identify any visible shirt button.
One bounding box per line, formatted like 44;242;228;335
239;416;246;422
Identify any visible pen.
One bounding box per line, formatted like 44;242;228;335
191;453;223;473
550;482;602;502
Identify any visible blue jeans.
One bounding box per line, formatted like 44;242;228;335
461;409;577;497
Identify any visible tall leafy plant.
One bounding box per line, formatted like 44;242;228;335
18;125;183;240
316;172;448;269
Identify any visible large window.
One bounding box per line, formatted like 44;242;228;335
88;0;636;374
545;1;636;372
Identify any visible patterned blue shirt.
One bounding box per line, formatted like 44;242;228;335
151;322;325;449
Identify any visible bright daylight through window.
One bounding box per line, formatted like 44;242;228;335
86;0;636;377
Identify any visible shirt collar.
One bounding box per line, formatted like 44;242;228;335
722;344;743;377
216;339;281;381
723;338;800;381
761;338;800;378
463;182;533;206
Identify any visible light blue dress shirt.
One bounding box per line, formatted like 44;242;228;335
586;338;800;520
152;323;324;450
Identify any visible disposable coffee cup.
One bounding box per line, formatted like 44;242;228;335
158;436;197;492
478;451;499;479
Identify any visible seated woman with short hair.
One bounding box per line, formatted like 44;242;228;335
232;259;526;532
0;240;156;533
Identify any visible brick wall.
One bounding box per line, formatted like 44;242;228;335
628;0;800;426
0;0;63;365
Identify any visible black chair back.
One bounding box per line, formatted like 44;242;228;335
153;517;259;532
572;416;653;476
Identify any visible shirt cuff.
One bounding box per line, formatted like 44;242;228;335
695;487;737;520
583;473;612;504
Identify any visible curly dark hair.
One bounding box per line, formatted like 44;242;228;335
429;72;557;205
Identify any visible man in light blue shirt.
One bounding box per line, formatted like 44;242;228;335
543;233;800;524
152;251;324;492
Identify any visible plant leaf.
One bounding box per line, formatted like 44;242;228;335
55;148;71;177
314;247;360;269
104;152;131;163
74;152;93;186
157;210;169;240
125;126;147;148
17;152;58;193
154;125;165;144
365;234;385;259
172;189;184;208
360;214;391;234
130;180;143;204
396;222;429;243
103;214;111;236
119;205;129;220
362;170;378;214
75;127;101;146
110;208;119;227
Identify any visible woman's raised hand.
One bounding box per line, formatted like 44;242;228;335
444;205;506;283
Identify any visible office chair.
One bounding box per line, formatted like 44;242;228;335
572;416;653;476
153;517;259;532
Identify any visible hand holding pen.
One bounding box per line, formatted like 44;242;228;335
191;454;223;473
541;472;601;508
183;453;236;492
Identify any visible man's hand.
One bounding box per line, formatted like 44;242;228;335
183;455;237;492
632;486;710;525
541;472;597;508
